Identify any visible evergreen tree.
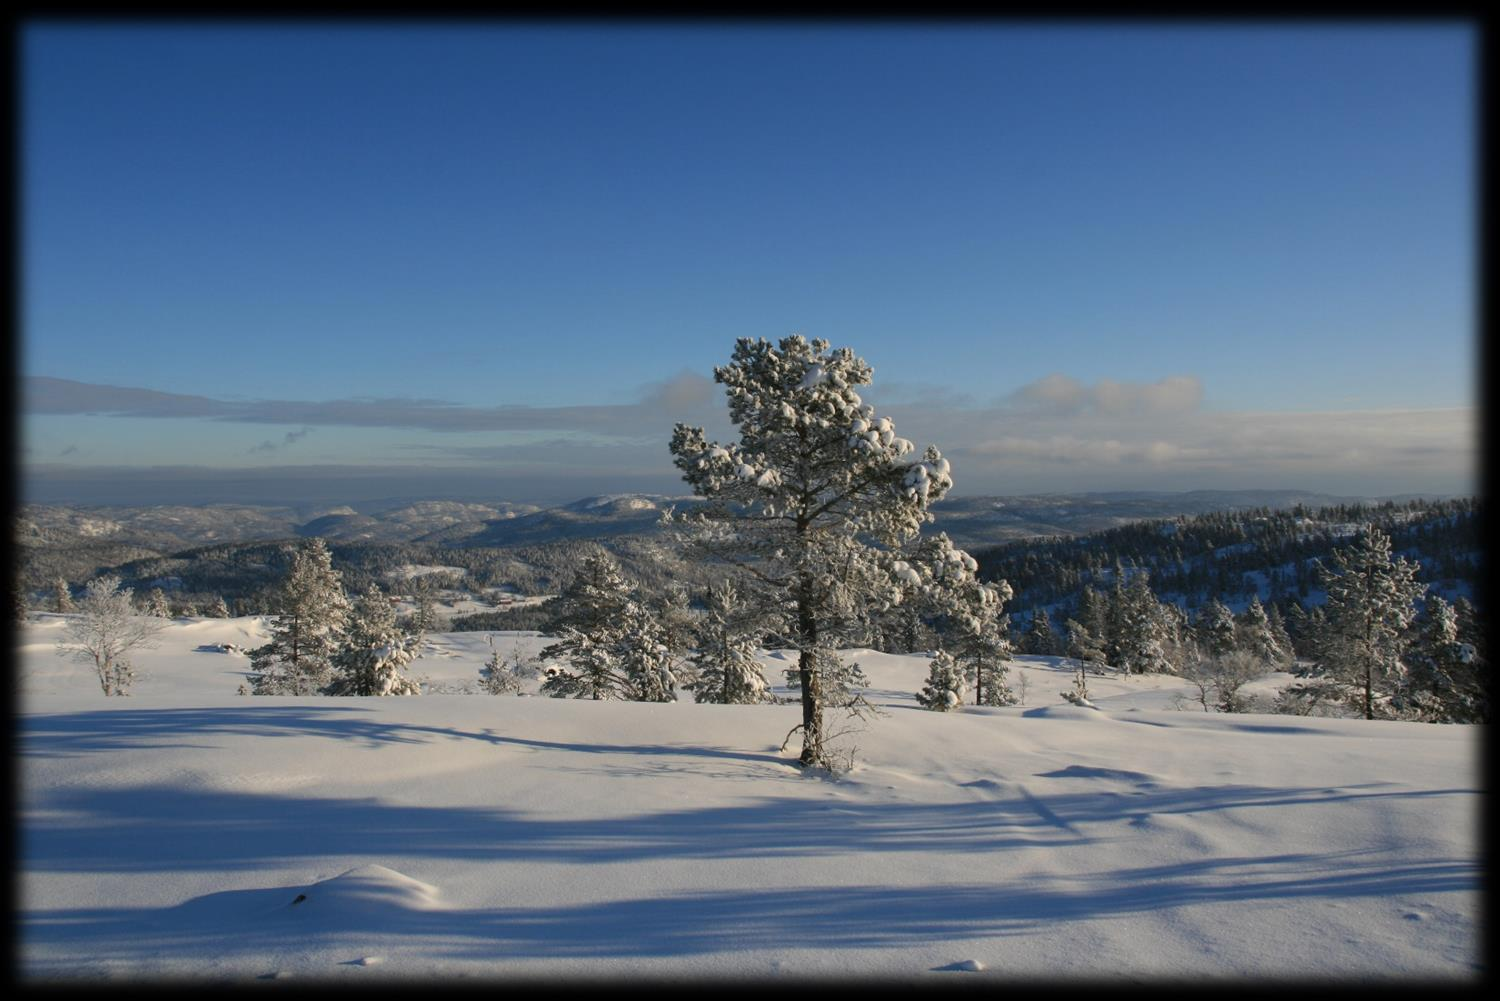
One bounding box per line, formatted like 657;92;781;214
920;534;1016;706
1310;527;1427;720
1404;594;1486;723
144;587;172;618
539;551;679;701
1116;572;1174;674
326;584;420;696
1103;572;1130;667
1024;607;1058;656
540;625;624;700
1076;585;1108;643
916;648;965;711
247;537;351;695
687;580;772;704
616;598;679;702
53;576;75;614
669;335;954;768
1197;599;1238;658
404;574;442;651
1236;596;1287;668
1265;603;1296;668
207;595;231;618
1065;616;1108;671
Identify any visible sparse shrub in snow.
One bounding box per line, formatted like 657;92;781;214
782;646;872;712
57;575;164;695
668;334;954;768
247;537;351;695
1175;650;1263;713
1062;664;1091;705
326;584;420;696
686;580;772;704
478;635;524;695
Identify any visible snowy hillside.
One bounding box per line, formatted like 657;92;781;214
16;614;1481;983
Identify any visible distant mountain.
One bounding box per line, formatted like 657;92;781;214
19;489;1456;558
413;494;704;547
923;489;1415;551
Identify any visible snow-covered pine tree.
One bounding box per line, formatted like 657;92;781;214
668;334;954;768
540;550;633;700
1024;607;1058;656
538;551;680;701
916;648;965;711
53;576;75;613
1404;594;1486;723
58;575;164;695
616;598;679;702
1197;599;1238;659
687;580;772;704
1235;595;1286;668
1116;572;1174;674
326;583;420;696
1311;527;1427;720
1103;571;1130;667
913;533;1015;706
645;581;698;695
404;574;442;651
540;625;623;700
207;595;231;618
1265;602;1296;669
1160;601;1196;674
247;537;351;695
1065;616;1108;671
143;587;172;618
1075;585;1108;646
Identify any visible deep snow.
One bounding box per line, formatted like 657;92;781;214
16;613;1482;983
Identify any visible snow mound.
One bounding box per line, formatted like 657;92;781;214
283;865;441;920
934;958;986;972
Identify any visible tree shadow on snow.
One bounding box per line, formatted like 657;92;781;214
19;706;787;768
20;852;1478;965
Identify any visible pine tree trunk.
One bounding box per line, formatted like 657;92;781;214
797;582;821;767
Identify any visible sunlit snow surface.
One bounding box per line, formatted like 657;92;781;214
17;614;1481;983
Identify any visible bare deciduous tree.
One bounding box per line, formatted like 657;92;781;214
58;575;164;695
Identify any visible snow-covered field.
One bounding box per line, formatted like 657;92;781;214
17;614;1482;983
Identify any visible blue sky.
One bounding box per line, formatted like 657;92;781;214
21;22;1476;505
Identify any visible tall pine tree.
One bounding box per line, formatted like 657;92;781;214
248;537;351;695
669;334;954;767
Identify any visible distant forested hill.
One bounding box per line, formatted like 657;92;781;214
972;497;1482;623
